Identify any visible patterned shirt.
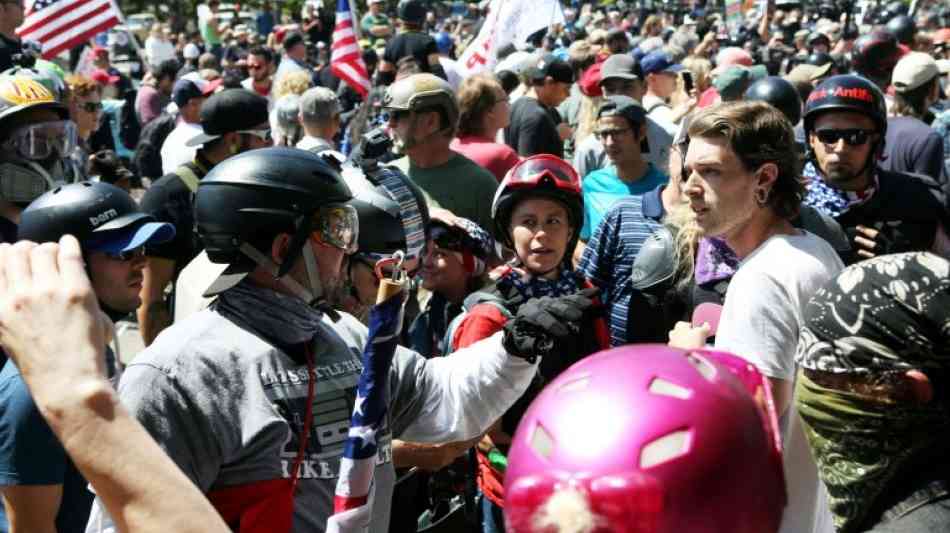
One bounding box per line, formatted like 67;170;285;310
579;187;665;346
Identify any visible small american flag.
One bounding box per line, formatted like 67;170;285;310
330;0;371;99
326;288;405;533
17;0;121;60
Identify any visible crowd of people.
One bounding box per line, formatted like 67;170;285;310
1;0;950;531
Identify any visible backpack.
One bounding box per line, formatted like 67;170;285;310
133;112;177;180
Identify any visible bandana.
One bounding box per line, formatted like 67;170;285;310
694;237;739;286
795;253;950;532
802;161;877;218
492;263;582;305
215;279;325;357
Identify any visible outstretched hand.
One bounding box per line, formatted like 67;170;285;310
502;287;602;361
0;236;112;400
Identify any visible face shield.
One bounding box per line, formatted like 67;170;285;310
0;120;77;205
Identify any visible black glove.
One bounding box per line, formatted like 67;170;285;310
502;288;601;363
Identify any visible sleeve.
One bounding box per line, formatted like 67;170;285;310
0;375;68;486
452;303;509;350
360;14;373;32
714;272;799;381
388;332;537;443
115;364;225;491
915;132;946;183
578;210;617;293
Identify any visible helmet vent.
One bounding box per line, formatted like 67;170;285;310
529;423;555;461
685;353;717;382
556;374;590;393
640;429;691;469
648;377;692;400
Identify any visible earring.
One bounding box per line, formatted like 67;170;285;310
754;187;769;206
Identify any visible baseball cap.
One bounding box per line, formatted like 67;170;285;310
283;31;305;51
526;53;574;84
784;62;832;85
597;94;647;126
172;73;222;107
186;89;270;147
600;54;642;83
87;220;176;255
641;50;684;76
714;47;754;70
892;52;939;93
578;62;603;97
89;68;119;86
299;86;342;118
91;45;109;57
714;65;768;101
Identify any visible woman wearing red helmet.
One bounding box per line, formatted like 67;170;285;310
446;154;610;532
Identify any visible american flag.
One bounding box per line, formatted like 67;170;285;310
17;0;121;60
330;0;371;99
326;287;406;533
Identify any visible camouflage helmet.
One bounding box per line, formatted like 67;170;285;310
383;73;459;133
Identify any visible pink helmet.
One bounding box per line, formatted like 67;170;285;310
504;345;786;533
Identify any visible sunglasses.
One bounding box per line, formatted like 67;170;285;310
814;128;875;146
383;109;412;123
80;101;103;113
104;246;146;262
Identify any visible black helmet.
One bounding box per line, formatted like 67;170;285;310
744;76;803;125
18;181;172;250
195;147;353;271
803;74;887;134
851;30;904;83
397;0;426;25
347;165;430;264
885;15;916;45
806;51;833;68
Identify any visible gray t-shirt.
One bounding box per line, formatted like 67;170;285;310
86;306;534;533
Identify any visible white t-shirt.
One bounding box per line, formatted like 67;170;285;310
714;231;843;533
144;36;176;67
173;250;227;324
160;120;203;175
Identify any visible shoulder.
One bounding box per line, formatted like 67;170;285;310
140;172;190;206
451;154;498;185
739;233;842;285
582;167;616;188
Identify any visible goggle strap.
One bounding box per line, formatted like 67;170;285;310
239;242;318;305
373;168;425;260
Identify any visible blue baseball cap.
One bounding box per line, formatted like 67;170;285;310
87;221;175;255
641;50;684;76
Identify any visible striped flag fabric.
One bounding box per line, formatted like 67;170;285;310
17;0;121;59
330;0;371;99
326;287;406;533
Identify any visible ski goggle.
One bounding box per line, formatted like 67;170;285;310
505;154;580;194
1;120;78;161
311;203;359;254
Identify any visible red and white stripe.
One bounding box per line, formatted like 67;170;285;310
331;1;371;99
17;0;121;59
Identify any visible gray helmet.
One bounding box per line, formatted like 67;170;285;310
383;73;459;133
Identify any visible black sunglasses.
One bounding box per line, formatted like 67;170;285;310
814;128;875;146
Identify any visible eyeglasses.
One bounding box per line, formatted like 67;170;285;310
594;127;631;140
79;101;103;113
104;246;146;262
237;129;272;142
814;128;875;146
601;81;637;94
1;120;78;161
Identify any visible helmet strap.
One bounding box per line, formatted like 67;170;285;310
239;242;337;320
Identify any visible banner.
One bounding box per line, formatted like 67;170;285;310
458;0;565;76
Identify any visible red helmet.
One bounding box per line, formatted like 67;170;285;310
491;155;583;253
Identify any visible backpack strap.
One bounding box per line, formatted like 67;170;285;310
440;291;513;357
175;164;201;193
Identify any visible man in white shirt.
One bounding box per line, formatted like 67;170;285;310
295;86;341;154
669;101;843;533
159;74;221;175
241;46;275;109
